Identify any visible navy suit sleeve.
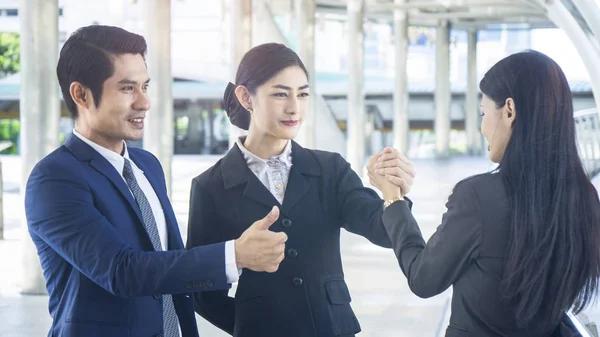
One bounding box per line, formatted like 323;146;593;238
334;153;393;248
381;180;482;298
25;158;230;298
186;177;235;336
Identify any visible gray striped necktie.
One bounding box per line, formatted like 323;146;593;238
123;159;180;337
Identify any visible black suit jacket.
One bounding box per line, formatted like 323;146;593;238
186;141;402;337
382;172;582;337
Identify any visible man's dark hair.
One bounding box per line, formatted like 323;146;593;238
56;25;147;119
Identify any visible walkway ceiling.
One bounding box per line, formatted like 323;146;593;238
265;0;592;32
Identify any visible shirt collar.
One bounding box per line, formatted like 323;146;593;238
72;130;141;175
235;137;293;168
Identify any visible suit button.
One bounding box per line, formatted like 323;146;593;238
207;280;214;287
292;277;303;287
282;219;292;228
287;248;298;258
153;294;160;300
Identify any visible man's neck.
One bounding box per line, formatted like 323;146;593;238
73;126;124;155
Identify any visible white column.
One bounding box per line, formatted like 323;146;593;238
466;29;479;155
294;0;316;149
144;0;173;196
392;0;409;154
541;0;600;113
347;0;366;174
228;0;252;148
435;20;451;158
19;0;59;295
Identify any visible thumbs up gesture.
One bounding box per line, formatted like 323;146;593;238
234;206;288;273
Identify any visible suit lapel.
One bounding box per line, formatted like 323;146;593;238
281;166;310;214
243;173;282;209
222;144;280;210
65;134;146;226
222;142;322;216
281;141;322;214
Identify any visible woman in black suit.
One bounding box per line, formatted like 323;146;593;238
369;50;600;337
186;43;415;337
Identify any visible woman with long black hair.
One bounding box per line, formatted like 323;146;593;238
370;50;600;336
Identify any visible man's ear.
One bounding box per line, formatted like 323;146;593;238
69;81;93;111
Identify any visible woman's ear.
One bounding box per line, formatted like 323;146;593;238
234;85;253;111
503;97;517;127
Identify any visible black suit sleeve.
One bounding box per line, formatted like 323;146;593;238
382;180;482;298
186;178;235;336
334;154;394;248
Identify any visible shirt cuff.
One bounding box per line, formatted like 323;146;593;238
225;240;241;284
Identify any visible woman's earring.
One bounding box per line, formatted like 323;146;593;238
248;108;253;114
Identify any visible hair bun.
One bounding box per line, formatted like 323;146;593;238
223;82;250;130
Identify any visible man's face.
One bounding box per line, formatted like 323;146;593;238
77;53;150;151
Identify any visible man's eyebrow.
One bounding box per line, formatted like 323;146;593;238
117;79;151;85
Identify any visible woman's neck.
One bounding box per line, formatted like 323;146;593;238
243;133;289;160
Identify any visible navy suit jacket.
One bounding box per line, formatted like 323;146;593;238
25;134;229;337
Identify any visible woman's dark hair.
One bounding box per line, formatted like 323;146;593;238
480;50;600;331
57;25;147;119
223;43;309;130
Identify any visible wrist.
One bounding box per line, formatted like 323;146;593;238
382;189;402;201
234;239;246;270
383;195;403;210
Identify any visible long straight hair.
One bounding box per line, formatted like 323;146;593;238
480;50;600;331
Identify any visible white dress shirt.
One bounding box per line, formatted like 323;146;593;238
73;131;240;283
236;137;293;204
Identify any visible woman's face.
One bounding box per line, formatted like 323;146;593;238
246;66;309;140
480;94;516;163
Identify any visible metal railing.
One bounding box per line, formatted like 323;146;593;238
575;108;600;178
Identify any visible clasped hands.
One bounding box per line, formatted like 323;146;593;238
367;147;416;201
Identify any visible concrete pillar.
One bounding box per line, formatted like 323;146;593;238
466;29;479;155
228;0;252;148
435;20;451;158
346;0;366;174
19;0;60;295
392;0;409;154
294;0;316;149
143;0;173;196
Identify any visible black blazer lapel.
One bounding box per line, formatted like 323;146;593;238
222;144;280;210
281;141;322;214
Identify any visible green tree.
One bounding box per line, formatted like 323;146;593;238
0;32;20;77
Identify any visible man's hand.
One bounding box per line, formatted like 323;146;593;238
367;147;416;198
234;206;287;273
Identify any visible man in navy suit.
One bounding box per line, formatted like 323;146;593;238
24;25;287;337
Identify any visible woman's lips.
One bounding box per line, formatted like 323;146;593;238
281;120;299;127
